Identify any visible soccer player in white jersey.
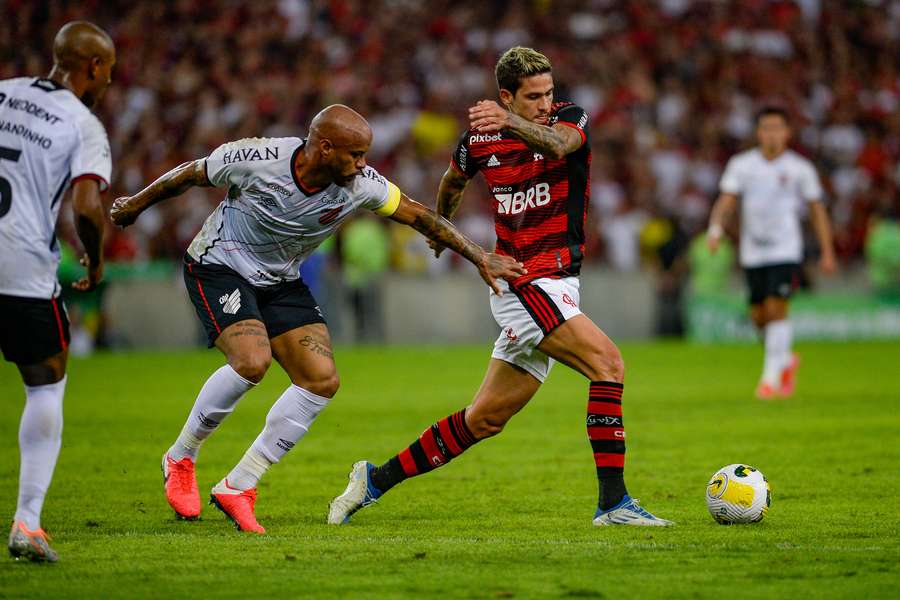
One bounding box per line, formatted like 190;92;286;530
707;106;836;399
0;22;114;562
110;105;525;533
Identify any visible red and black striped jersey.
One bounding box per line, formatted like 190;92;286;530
451;102;591;287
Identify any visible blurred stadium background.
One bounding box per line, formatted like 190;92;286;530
2;0;899;349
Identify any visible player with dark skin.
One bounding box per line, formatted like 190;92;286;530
111;104;526;405
19;21;114;388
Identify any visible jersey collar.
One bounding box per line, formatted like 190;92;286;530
31;78;67;92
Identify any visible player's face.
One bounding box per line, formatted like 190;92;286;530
83;51;115;108
330;142;369;187
502;73;554;125
756;115;790;154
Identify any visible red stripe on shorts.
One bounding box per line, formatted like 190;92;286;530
189;263;221;334
50;298;68;351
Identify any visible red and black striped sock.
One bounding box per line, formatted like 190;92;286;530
370;408;478;493
588;381;628;510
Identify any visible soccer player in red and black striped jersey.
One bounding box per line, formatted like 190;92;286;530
329;47;672;526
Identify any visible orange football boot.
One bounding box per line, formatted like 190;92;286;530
8;521;58;562
755;381;778;400
162;453;201;519
779;353;800;397
210;480;265;534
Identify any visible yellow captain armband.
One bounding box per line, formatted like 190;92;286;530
374;181;402;216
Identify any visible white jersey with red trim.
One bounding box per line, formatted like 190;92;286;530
187;137;401;286
0;77;111;298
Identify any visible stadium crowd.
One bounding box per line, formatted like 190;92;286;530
3;0;899;274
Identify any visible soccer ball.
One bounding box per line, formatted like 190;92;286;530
705;464;771;524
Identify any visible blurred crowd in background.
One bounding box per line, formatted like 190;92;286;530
3;0;900;343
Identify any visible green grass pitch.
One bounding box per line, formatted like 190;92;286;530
1;341;898;598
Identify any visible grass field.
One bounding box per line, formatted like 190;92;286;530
1;341;899;598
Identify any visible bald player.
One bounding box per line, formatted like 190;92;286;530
1;22;115;562
110;105;526;534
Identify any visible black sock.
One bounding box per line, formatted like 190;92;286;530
370;457;406;493
598;468;628;510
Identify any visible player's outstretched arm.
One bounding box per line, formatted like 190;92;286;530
110;159;210;227
809;201;837;274
706;193;738;254
428;165;471;258
389;194;526;295
468;100;582;159
71;179;105;291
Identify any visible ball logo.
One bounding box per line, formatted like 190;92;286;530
707;473;728;499
734;465;756;477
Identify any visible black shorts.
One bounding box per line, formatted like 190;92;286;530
0;293;70;364
183;255;326;348
744;263;801;305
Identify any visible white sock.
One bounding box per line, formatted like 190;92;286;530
168;365;255;462
226;385;330;490
15;376;66;531
762;320;791;385
225;448;272;491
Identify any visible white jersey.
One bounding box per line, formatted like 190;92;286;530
0;77;111;298
719;148;822;268
187;137;401;286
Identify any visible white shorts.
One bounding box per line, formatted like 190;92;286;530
490;277;582;382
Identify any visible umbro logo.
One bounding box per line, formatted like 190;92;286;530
487;154;500;167
219;289;241;314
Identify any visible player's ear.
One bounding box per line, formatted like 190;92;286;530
87;55;101;80
499;89;514;108
319;138;333;158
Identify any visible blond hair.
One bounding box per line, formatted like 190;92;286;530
495;47;552;94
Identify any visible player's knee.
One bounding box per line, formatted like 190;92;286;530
586;344;624;383
301;372;340;398
466;410;508;439
230;352;272;383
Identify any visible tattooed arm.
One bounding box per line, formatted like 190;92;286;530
429;165;471;258
468;100;584;160
389;194;526;294
436;164;470;220
110;159;211;227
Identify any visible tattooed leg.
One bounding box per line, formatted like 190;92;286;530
270;324;340;398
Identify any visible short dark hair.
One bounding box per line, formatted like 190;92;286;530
756;106;789;125
495;47;552;94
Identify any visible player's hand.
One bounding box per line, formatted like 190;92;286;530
427;238;446;258
819;252;837;275
72;254;103;292
469;100;510;133
478;252;527;296
706;224;724;254
110;196;138;227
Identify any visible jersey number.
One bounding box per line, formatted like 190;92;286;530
0;146;22;219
